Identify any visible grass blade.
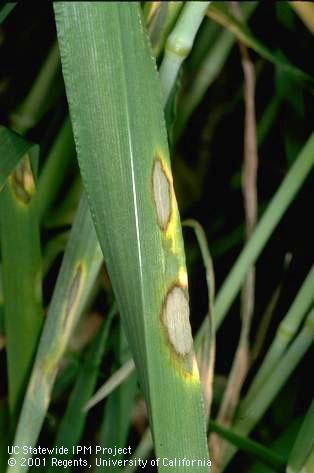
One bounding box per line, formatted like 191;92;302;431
197;132;314;339
8;194;103;472
10;41;61;135
222;310;314;470
243;265;314;407
46;307;115;472
84;358;135;413
54;3;210;468
0;129;43;416
183;219;215;417
96;324;138;472
207;420;286;472
287;399;314;473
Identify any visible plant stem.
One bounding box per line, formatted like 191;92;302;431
159;1;211;105
147;1;184;58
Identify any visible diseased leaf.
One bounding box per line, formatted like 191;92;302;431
54;3;210;469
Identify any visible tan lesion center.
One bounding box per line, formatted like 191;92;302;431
152;158;172;230
10;154;35;204
162;285;193;357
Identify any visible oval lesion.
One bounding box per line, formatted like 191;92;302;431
152;157;172;231
162;284;193;357
10;154;35;204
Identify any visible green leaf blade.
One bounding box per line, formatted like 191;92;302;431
0;128;43;416
54;3;210;469
8;194;103;473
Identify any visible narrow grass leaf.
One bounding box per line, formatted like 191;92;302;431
46;307;115;472
243;265;314;407
84;358;135;413
207;420;286;472
197;132;314;339
222;310;314;470
96;324;138;472
287;399;314;473
246;419;301;473
8;194;103;473
183;219;215;418
0;128;43;416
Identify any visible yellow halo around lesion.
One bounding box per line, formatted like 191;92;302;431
178;266;188;287
152;151;182;254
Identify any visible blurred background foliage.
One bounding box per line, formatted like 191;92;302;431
0;2;313;472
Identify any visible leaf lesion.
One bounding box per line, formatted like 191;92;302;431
10;154;35;204
152;155;173;231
